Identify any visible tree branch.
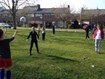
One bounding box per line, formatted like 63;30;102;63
0;1;11;10
17;0;28;9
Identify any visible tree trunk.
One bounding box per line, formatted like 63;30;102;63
12;0;16;29
13;13;16;29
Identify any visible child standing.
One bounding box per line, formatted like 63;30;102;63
27;27;40;55
37;24;41;38
93;24;104;54
0;29;17;79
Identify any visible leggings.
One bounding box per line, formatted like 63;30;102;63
30;40;39;53
42;33;45;40
86;30;89;39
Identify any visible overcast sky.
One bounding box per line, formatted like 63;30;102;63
0;0;105;12
35;0;105;11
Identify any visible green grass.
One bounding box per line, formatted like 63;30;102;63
5;28;105;79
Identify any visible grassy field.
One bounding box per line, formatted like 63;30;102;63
5;28;105;79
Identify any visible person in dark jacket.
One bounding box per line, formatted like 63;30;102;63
27;27;40;55
42;26;46;41
0;29;17;79
52;22;55;34
86;25;90;39
84;25;90;39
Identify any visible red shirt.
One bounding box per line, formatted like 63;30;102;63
93;29;104;39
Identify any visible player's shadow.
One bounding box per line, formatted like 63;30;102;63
17;33;27;37
46;54;79;63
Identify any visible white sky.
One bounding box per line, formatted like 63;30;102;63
0;0;105;12
35;0;105;12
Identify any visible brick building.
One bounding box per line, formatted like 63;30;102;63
81;8;105;25
0;4;70;28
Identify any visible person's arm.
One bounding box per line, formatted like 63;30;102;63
12;30;17;37
8;30;17;42
27;32;31;39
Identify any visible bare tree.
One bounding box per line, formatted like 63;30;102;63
81;7;94;22
53;4;70;28
0;0;36;29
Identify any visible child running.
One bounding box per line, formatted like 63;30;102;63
0;29;17;79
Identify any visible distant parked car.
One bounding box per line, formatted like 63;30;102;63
0;23;12;28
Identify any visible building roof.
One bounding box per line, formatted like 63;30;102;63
81;9;105;15
22;5;70;14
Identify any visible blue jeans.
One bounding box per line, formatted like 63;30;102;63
95;39;101;52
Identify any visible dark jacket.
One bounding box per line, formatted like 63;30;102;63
0;37;14;58
27;31;39;41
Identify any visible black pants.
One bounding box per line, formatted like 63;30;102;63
30;40;39;54
42;33;45;40
53;29;55;34
86;30;89;39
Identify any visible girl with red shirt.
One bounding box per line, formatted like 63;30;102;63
93;24;104;54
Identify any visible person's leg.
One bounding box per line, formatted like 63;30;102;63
95;39;98;53
43;33;45;40
53;29;55;34
42;34;44;40
87;31;89;38
6;68;11;79
86;30;89;39
35;41;40;54
86;31;88;39
0;68;4;79
30;41;34;55
97;39;101;53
